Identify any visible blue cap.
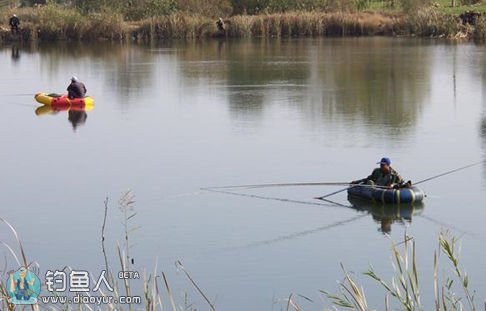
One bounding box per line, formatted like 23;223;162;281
377;157;391;165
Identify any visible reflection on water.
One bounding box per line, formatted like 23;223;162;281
168;38;432;138
479;45;486;182
6;42;38;65
35;105;92;131
224;198;423;250
68;110;88;131
347;196;424;234
2;38;432;138
11;45;20;63
304;39;430;133
2;38;486;309
482;117;486;182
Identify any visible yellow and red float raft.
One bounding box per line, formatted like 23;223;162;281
35;93;94;109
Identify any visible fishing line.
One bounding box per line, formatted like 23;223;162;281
417;214;476;238
138;191;203;204
201;187;346;208
4;102;36;108
218;213;368;252
4;93;34;96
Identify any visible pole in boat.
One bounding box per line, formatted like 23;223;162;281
314;187;351;200
313;184;390;200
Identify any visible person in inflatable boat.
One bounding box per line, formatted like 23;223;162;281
350;157;412;189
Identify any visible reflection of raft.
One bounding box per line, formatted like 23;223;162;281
35;93;94;108
347;195;424;219
35;104;93;116
347;195;424;233
347;185;425;204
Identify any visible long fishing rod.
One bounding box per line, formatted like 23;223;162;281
314;187;350;200
206;182;389;191
205;182;351;189
414;160;484;185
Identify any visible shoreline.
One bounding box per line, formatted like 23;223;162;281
0;9;483;43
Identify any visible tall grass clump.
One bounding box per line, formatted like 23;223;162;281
323;231;477;311
227;14;254;37
473;15;486;41
404;8;464;37
224;12;400;37
81;12;127;41
0;4;128;41
33;4;84;40
37;5;128;41
136;14;214;41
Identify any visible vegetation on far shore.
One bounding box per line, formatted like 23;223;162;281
0;0;485;42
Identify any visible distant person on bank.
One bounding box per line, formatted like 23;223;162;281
216;17;225;32
67;76;87;99
9;14;20;34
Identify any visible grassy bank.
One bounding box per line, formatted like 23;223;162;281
0;4;484;42
0;6;128;41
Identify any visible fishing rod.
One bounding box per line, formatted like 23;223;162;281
314;187;350;200
313;184;392;200
205;182;391;191
204;181;351;189
414;160;484;185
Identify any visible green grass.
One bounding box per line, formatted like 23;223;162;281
436;0;486;14
362;0;486;14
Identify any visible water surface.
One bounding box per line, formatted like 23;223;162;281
1;38;485;310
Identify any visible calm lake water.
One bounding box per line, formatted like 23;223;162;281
1;38;485;310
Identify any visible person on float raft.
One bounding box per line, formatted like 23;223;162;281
350;157;412;189
67;76;87;99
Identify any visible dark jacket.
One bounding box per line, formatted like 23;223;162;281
9;16;20;27
216;18;225;31
365;167;404;186
67;81;87;99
